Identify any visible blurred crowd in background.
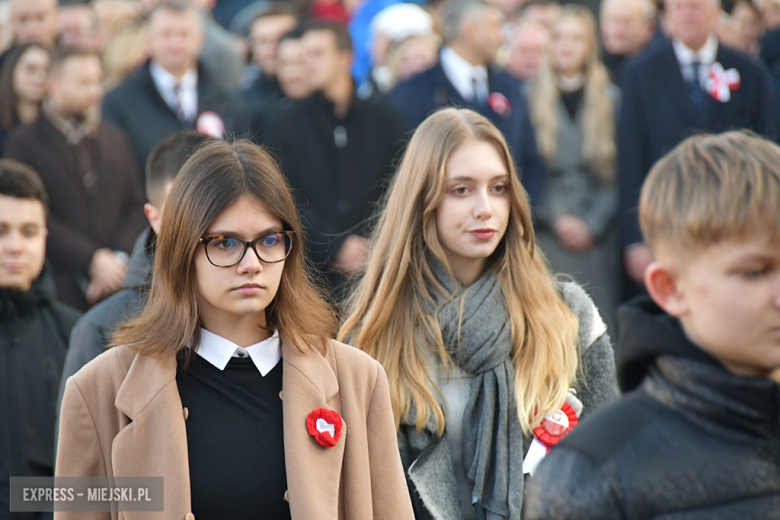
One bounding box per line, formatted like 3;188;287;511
0;0;778;333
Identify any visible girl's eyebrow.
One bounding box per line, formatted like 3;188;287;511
203;226;282;238
447;173;510;183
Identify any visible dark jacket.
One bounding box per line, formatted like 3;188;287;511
102;60;245;171
259;92;405;293
388;60;546;204
57;228;154;412
618;39;778;247
4;117;147;312
242;72;283;140
524;297;780;520
0;267;81;519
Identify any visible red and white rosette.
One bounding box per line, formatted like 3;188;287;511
488;92;512;118
196;111;226;139
307;408;342;448
532;402;578;448
706;62;741;103
523;393;582;476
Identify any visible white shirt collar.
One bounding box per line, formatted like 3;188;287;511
672;35;718;67
440;47;488;103
149;61;199;121
195;328;281;376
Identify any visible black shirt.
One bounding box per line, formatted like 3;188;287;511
176;354;291;520
561;87;584;121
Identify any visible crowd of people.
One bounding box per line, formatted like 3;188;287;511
1;0;779;518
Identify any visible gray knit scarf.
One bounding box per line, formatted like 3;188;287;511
428;257;523;520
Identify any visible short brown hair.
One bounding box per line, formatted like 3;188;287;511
112;140;337;358
48;46;98;74
639;131;780;254
0;159;49;216
302;20;353;52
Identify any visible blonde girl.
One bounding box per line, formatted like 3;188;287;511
528;5;622;330
339;108;619;520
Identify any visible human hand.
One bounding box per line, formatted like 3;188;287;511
334;235;369;275
554;214;595;252
624;243;653;286
86;249;126;303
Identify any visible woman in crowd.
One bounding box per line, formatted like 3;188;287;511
339;108;619;520
0;43;50;154
528;6;621;331
56;140;414;520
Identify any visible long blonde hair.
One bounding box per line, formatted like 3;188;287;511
338;108;579;436
529;5;616;183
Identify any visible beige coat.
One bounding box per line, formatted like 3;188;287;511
55;337;415;520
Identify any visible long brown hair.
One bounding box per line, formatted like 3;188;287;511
0;44;48;132
112;140;337;357
338;108;580;436
529;5;616;183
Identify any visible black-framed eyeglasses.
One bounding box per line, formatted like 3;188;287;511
199;231;295;267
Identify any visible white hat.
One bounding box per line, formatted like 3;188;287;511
371;3;434;41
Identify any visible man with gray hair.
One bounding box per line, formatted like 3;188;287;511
0;0;58;69
388;0;546;203
618;0;777;296
600;0;657;80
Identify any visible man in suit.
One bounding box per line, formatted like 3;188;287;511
5;47;147;312
619;0;778;291
260;21;404;296
388;0;546;203
102;1;243;172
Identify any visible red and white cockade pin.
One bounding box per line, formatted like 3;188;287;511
307;408;342;448
706;62;741;103
532;401;579;453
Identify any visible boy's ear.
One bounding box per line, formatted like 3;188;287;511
144;203;163;235
645;261;689;318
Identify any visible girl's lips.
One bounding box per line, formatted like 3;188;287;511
234;284;263;295
470;229;496;240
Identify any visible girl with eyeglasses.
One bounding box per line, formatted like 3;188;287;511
56;140;415;520
338;108;620;520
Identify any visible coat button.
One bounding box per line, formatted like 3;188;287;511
183;407;189;421
283;490;289;502
279;391;283;400
185;514;195;520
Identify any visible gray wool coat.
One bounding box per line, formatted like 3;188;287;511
398;282;620;520
534;84;622;333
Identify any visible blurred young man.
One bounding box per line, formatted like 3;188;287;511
242;3;298;133
275;28;311;100
260;21;404;295
0;160;81;519
5;47;147;312
59;131;212;408
102;1;242;171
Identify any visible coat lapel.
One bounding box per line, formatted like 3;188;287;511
281;337;347;520
112;353;191;519
658;42;703;124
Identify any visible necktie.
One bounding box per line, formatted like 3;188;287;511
472;75;485;105
170;82;188;123
688;60;706;114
